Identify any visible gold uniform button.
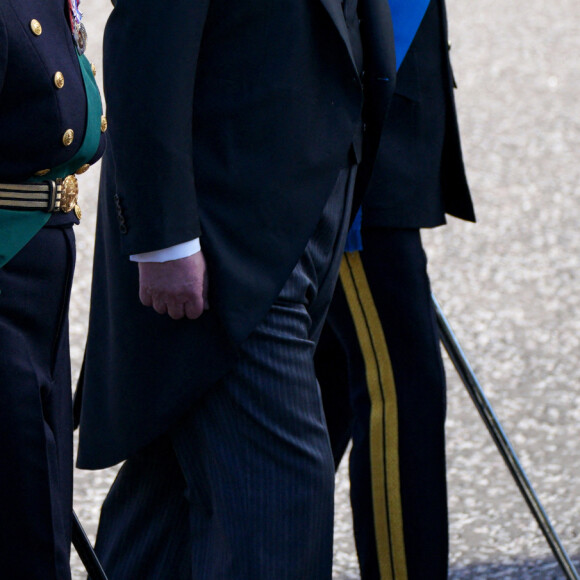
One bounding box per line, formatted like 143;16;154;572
34;169;50;176
54;72;65;89
100;116;108;133
30;19;42;36
91;63;97;77
62;129;74;147
75;164;90;175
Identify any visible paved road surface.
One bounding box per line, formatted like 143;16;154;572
69;0;580;577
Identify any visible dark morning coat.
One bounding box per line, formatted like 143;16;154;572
361;0;475;229
77;0;397;469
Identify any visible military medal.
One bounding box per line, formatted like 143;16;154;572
68;0;87;54
73;21;87;54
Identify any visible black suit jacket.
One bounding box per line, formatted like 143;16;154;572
78;0;396;469
361;0;475;229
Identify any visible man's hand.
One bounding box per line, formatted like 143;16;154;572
138;251;209;320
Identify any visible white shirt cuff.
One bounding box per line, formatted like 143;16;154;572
130;238;201;263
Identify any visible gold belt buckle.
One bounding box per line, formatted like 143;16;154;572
57;175;82;219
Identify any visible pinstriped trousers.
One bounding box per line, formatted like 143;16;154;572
92;167;356;580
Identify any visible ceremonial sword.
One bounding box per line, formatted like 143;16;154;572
72;511;108;580
432;294;579;580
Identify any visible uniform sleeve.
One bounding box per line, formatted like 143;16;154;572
103;0;211;256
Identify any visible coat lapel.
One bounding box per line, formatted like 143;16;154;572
358;0;396;131
351;0;397;207
319;0;359;72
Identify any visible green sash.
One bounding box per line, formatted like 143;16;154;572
0;53;103;268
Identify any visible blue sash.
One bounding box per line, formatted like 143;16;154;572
390;0;431;70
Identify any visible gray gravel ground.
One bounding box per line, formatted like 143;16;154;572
69;0;580;577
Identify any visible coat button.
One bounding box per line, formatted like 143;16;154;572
75;164;91;175
101;116;108;133
62;129;74;147
30;19;42;36
54;72;65;89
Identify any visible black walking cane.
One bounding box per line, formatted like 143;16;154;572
72;510;109;580
432;294;579;580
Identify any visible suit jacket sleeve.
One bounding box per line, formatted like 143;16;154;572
103;0;210;255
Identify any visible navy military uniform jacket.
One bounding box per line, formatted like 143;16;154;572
361;0;475;229
77;0;397;469
0;0;106;265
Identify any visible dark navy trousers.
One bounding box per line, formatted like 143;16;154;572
0;214;77;580
316;228;448;580
92;167;356;579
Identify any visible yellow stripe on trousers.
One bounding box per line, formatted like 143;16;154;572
340;252;407;580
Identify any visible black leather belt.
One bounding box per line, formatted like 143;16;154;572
0;175;80;215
